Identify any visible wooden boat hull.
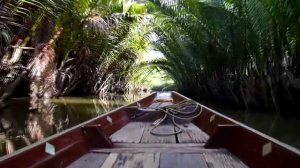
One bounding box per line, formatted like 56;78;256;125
0;92;299;168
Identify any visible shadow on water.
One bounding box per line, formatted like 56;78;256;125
0;93;143;157
200;101;300;150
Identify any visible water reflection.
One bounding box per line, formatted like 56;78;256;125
201;101;300;150
0;94;141;157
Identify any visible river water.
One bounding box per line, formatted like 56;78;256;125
1;95;300;157
201;101;300;150
0;95;139;157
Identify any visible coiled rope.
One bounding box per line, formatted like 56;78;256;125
138;100;203;136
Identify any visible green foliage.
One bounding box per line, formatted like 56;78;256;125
0;0;153;97
148;0;300;111
51;0;152;95
3;0;300;113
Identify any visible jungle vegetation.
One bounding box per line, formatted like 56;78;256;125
0;0;152;105
1;0;300;115
148;0;300;115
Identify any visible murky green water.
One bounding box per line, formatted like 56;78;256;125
0;96;140;157
201;102;300;150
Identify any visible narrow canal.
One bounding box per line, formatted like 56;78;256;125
1;95;300;157
0;95;139;157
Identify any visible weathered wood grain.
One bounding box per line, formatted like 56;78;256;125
90;147;226;154
177;123;209;143
204;153;248;168
113;143;205;148
140;124;176;144
100;153;119;168
101;153;160;168
67;153;108;168
110;122;146;143
160;153;208;168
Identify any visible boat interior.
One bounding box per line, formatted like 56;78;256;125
0;92;299;168
68;93;247;168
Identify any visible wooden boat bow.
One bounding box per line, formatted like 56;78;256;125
0;91;299;168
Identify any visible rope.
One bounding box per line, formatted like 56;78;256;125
136;100;203;136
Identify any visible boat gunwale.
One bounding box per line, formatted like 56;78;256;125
0;92;157;162
1;91;300;164
171;91;300;155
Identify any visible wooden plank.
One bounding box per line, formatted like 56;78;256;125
110;122;146;143
140;123;176;144
67;153;109;168
148;102;162;109
160;153;208;168
113;143;205;148
90;147;226;154
177;123;209;143
101;153;119;168
204;153;248;168
101;153;160;168
156;102;173;108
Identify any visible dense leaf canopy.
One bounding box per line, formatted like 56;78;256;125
1;0;300;113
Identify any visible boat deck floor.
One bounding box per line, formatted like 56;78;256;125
68;122;248;168
111;122;209;144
